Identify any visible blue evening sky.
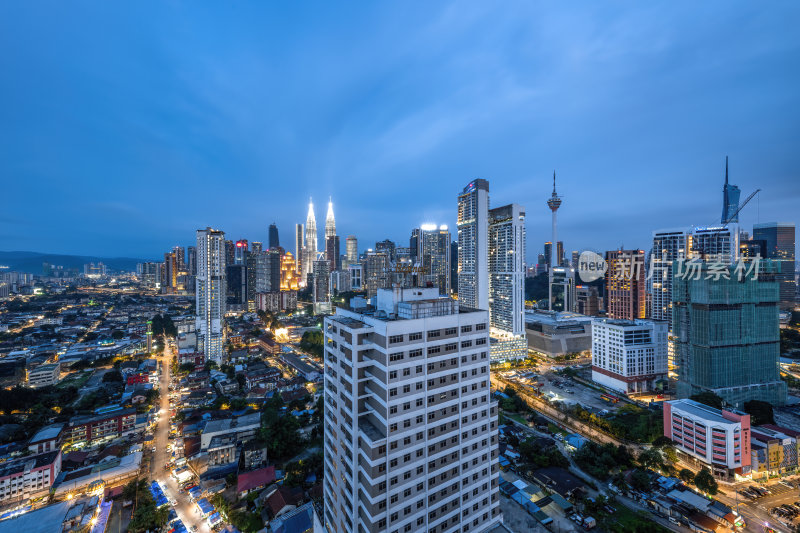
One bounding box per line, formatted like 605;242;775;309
1;2;798;261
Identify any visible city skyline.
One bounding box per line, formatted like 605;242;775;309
1;2;798;259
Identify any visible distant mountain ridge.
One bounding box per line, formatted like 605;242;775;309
0;251;156;274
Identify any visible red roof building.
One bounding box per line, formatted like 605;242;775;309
237;465;276;496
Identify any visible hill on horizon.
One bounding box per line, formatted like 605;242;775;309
0;251;156;274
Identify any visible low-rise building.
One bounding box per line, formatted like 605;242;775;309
258;335;282;356
126;372;151;385
214;378;239;396
524;311;592;358
663;399;751;480
244;365;281;391
64;408;138;446
200;413;261;450
27;423;64;454
0;449;61;505
750;425;800;477
178;349;205;368
591;318;668;394
27;362;60;388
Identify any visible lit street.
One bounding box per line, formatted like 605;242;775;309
152;340;211;533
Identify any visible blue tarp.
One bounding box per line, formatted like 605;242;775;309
565;433;588;450
196;497;215;516
149;481;169;507
208;512;222;525
170;520;187;533
512;491;530;506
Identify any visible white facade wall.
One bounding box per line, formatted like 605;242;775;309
457;180;489;312
591;319;668;394
196;228;227;364
323;288;501;533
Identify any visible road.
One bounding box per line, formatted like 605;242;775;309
715;480;800;533
152;340;211;533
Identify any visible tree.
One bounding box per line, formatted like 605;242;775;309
629;469;651;491
662;445;678;464
102;370;123;383
690;391;724;410
743;400;774;426
678;468;695;484
637;448;664;471
300;330;324;357
694;467;718;495
111;330;125;340
652;436;673;447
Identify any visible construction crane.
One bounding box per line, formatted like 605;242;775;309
722;188;761;227
694;188;761;259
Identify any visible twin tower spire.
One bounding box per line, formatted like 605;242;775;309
304;197;336;256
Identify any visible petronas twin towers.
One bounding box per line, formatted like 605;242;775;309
301;197;336;281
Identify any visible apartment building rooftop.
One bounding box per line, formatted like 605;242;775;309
668;399;746;424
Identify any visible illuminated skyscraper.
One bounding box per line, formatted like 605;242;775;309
234;239;248;265
326;235;340;272
648;228;689;322
488;203;527;360
269;222;280;249
605;249;646;320
375;239;396;262
304;199;318;282
415;225;451;294
457;179;489;310
721;156;741;224
187;246;197;276
312;259;331;314
753;222;796;309
345;235;358;264
295;223;304;277
172;246;186;271
196;227;227;364
325;198;336;238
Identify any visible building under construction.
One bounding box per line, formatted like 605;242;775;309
672;259;787;407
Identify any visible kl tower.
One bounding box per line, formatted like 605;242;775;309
547;171;562;311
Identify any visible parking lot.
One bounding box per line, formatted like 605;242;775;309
499;368;627;414
728;480;800;532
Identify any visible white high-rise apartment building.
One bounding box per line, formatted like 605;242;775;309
488;204;527;360
323;287;502;533
648;225;739;322
196;227;227;364
649;228;689;322
591;318;668;394
457;180;489;311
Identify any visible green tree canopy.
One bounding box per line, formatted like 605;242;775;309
690;391;724;409
694;467;718;495
743;399;774;426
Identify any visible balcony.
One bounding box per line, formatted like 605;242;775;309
358;417;386;446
